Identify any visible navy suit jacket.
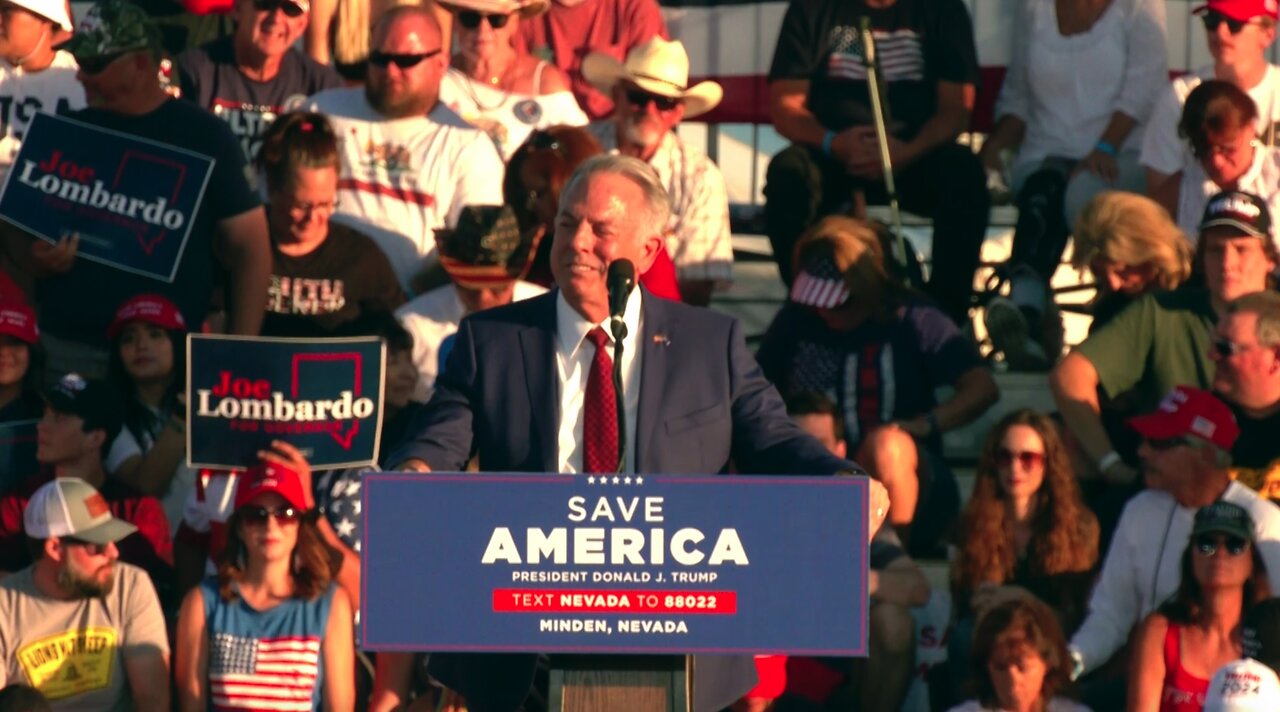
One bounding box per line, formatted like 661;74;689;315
390;289;862;712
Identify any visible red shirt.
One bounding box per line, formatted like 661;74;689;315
640;244;681;301
0;473;174;580
515;0;668;120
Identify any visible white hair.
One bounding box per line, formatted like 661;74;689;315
559;154;671;237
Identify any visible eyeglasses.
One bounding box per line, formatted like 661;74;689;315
240;505;303;526
369;49;442;69
1146;436;1194;451
61;537;111;556
253;0;305;17
1202;10;1263;34
457;10;510;30
995;448;1045;469
1194;533;1249;557
625;88;681;112
1212;336;1261;357
77;52;128;75
289;199;339;217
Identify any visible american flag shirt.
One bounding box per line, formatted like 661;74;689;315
200;580;336;711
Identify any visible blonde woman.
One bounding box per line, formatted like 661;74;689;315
1072;190;1193;331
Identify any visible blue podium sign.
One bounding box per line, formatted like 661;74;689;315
0;112;214;282
362;473;869;656
186;335;385;470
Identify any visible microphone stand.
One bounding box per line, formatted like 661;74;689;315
610;318;627;475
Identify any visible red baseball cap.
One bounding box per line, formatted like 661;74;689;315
106;294;187;340
1194;0;1279;21
1127;385;1241;451
0;302;38;344
234;460;309;512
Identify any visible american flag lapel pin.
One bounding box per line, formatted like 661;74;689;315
652;333;671;347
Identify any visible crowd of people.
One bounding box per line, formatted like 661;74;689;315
2;0;1280;709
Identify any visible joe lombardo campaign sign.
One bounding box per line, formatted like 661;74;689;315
0;112;213;282
362;474;869;655
187;335;386;470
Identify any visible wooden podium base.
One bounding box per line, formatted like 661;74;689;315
547;655;690;712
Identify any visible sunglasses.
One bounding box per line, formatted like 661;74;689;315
61;537;111;555
625;88;681;112
995;448;1045;469
77;52;128;75
369;49;442;69
457;10;510;30
1194;533;1249;557
1146;436;1194;451
253;0;305;17
289;199;339;217
240;505;303;526
1202;10;1262;34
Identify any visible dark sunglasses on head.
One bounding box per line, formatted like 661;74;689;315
1202;10;1258;34
240;505;303;526
77;52;128;75
1194;533;1249;556
1146;435;1194;451
253;0;306;17
625;88;681;112
457;10;510;30
995;447;1045;470
61;537;110;555
369;49;442;69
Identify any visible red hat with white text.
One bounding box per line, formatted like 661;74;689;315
106;294;187;340
1194;0;1279;21
234;460;309;512
1127;385;1241;451
0;302;38;344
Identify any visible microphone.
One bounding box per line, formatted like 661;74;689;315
606;259;636;342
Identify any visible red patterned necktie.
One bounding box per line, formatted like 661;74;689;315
582;327;618;474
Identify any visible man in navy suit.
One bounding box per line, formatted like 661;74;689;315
386;155;890;712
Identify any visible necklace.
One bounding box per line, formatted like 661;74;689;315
457;58;516;113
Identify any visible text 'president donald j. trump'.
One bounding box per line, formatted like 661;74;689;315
387;154;891;712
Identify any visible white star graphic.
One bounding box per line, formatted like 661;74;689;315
352;500;361;515
337;518;356;538
612;476;620;484
635;476;644;484
354;541;362;552
587;476;595;484
624;476;632;485
345;480;362;497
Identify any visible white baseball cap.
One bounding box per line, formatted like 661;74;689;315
1205;658;1280;712
24;477;137;545
7;0;73;31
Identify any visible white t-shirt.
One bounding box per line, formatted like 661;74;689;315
395;280;547;403
1178;144;1280;250
438;66;588;161
0;51;85;184
1141;64;1280;177
307;89;506;291
105;410;197;537
996;0;1166;168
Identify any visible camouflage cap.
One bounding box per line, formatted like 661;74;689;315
436;205;542;289
55;0;161;60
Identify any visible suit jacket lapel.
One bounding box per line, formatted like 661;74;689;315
519;294;559;472
636;289;672;474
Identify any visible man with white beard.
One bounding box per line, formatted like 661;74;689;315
582;38;733;306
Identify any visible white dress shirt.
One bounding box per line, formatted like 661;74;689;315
555;287;642;474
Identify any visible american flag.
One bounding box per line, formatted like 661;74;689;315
827;28;925;83
209;633;322;711
790;256;850;309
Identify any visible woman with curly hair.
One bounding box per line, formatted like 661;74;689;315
947;409;1099;696
947;597;1088;712
174;454;354;712
1128;501;1270;712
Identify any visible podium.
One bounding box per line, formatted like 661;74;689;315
548;655;688;711
362;473;869;712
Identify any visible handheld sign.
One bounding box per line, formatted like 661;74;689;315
0;112;214;283
187;335;386;470
363;473;869;656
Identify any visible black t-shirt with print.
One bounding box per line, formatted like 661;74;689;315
177;36;343;162
768;0;980;138
262;220;407;337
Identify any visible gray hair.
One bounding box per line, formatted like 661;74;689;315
1226;291;1280;347
559;154;671;237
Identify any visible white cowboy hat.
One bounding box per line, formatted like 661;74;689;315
581;37;723;118
438;0;548;19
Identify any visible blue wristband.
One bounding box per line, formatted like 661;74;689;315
821;130;836;156
1095;140;1118;157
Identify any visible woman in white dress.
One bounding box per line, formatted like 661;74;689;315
437;0;588;160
